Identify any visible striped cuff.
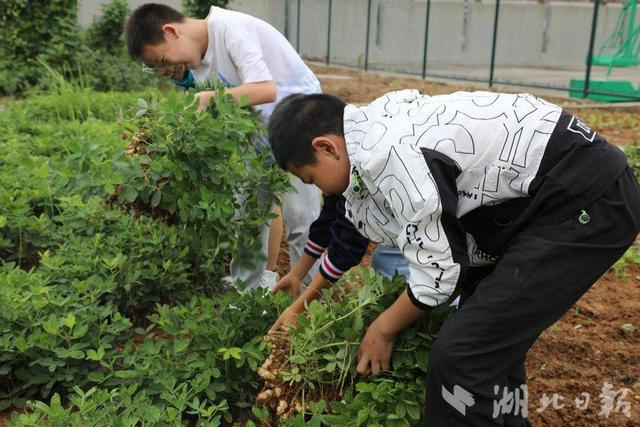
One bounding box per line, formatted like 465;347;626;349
319;253;346;283
304;240;326;258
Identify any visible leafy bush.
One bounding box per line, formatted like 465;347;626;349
624;140;639;178
39;197;196;322
113;87;290;281
0;263;131;407
85;0;129;54
0;0;80;95
182;0;230;19
8;384;227;426
0;93;141;266
109;290;291;421
73;49;163;93
257;270;452;426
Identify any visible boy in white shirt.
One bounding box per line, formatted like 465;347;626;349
125;3;322;289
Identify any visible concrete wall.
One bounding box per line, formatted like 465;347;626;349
78;0;626;70
78;0;182;27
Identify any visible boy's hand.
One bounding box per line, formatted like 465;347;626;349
272;272;303;297
356;317;397;376
268;304;304;334
195;91;216;112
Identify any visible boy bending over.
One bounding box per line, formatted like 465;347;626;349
267;90;639;425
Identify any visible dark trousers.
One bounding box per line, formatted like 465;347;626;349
425;167;640;426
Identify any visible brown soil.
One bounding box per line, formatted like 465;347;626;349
310;63;640;148
271;63;640;425
525;266;640;426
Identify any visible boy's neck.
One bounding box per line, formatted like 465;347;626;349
183;18;210;59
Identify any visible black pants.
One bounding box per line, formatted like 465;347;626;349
425;167;640;426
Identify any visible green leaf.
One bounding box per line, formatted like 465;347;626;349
151;190;162;207
68;350;85;359
118;186;138;203
174;339;191;353
87;372;105;382
114;370;138;379
42;318;59;335
406;404;421;420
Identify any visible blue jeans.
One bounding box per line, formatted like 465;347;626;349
371;245;410;279
371;245;460;308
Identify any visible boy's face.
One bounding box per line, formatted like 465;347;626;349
141;24;202;79
287;135;351;195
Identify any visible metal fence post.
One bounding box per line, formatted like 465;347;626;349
284;0;290;40
296;0;301;52
365;0;373;71
326;0;333;65
422;0;432;79
584;0;601;99
489;0;501;87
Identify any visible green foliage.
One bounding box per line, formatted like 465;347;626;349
182;0;230;19
623;140;640;178
0;0;160;94
38;197;196;321
73;50;163;93
111;290;291;418
0;264;131;406
114;87;290;281
8;384;227;426
75;0;164;92
0;91;144;266
85;0;130;54
277;270;452;426
0;0;81;95
0;72;450;424
611;245;640;278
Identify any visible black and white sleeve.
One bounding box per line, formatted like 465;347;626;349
365;143;469;309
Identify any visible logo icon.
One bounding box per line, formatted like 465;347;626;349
442;385;476;415
567;116;596;142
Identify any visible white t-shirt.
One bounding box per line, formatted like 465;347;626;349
192;6;322;124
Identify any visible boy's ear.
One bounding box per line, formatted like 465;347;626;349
161;23;180;40
311;135;340;158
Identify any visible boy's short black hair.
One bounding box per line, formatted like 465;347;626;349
268;94;346;169
125;3;185;60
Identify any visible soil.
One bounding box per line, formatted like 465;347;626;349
269;64;640;425
310;63;640;148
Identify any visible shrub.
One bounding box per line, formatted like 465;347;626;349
182;0;230;19
0;0;80;95
0;264;131;407
85;0;129;54
257;269;452;425
8;384;228;426
113;87;290;282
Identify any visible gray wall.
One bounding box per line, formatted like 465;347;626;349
78;0;627;70
78;0;182;27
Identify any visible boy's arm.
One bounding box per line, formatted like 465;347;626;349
356;144;469;375
269;272;332;333
271;251;317;296
270;195;369;331
356;289;427;375
195;81;276;111
197;23;278;111
372;144;469;310
272;193;336;296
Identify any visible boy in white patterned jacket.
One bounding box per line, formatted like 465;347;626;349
267;90;640;426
